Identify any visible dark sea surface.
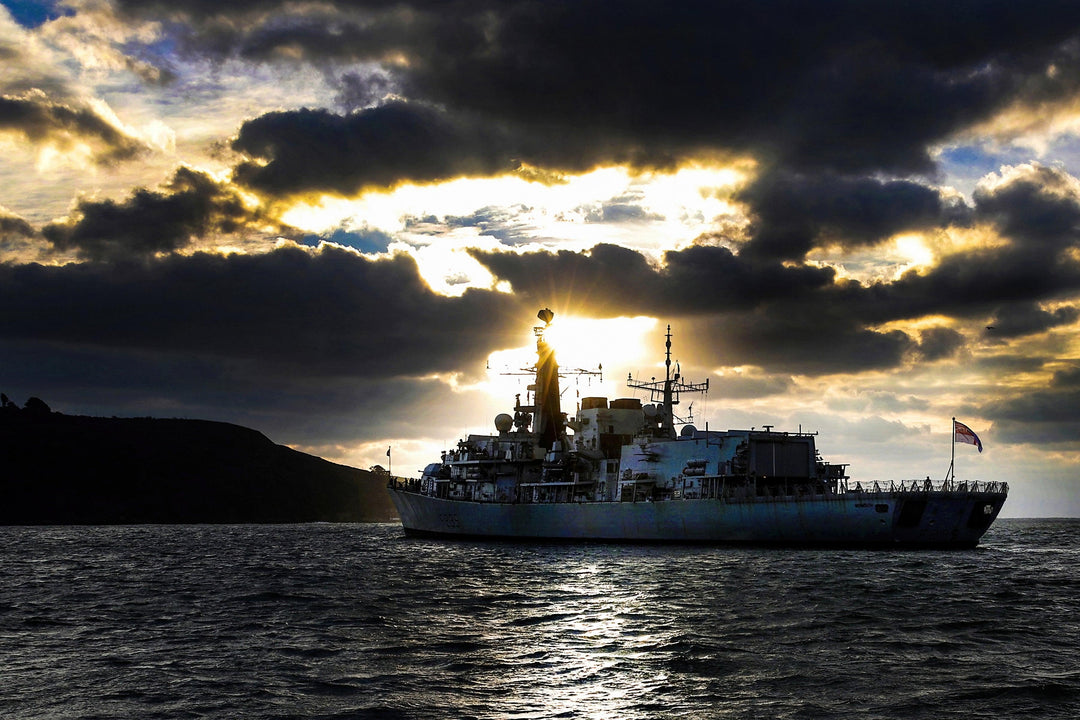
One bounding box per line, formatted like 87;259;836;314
2;519;1078;720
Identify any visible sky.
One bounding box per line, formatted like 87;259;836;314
1;1;1079;517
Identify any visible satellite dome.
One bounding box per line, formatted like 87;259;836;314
680;424;697;438
495;413;514;433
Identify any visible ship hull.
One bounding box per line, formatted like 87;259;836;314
388;488;1007;548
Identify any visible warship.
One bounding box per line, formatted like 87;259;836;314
388;309;1008;547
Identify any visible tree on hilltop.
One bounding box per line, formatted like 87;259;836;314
23;397;51;415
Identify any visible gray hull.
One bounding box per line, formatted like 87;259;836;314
388;488;1006;548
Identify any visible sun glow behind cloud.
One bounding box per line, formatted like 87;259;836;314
893;234;935;271
278;163;752;294
543;315;658;371
281;165;747;234
483;315;659;410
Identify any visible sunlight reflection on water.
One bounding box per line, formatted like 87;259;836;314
490;572;662;719
375;543;780;718
2;521;1078;719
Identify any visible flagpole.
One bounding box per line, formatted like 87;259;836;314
949;416;956;489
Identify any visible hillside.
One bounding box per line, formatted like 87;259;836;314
0;401;398;524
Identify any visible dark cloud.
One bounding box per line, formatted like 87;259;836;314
916;327;965;361
0;207;40;257
875;252;1079;325
737;172;969;260
972;336;1080;448
987;304;1079;338
101;1;1080;311
0;93;150;165
845;165;1080;325
42;167;285;261
471;242;837;319
470;242;662;316
0;244;526;379
333;70;397;112
1052;363;1080;388
385;1;1080;175
116;1;1080;179
699;310;915;375
0;208;36;239
980;389;1080;445
974;164;1080;249
231;101;518;197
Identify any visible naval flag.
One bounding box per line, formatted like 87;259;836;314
954;420;983;453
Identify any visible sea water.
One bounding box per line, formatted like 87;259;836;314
1;519;1077;719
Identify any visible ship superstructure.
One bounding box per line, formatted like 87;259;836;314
388;309;1008;547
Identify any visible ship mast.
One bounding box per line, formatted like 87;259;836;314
627;324;709;438
531;308;562;451
501;309;602;450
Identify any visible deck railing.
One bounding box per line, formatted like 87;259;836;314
843;479;1009;494
388;475;1009;502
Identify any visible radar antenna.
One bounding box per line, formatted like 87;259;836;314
627;324;708;438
